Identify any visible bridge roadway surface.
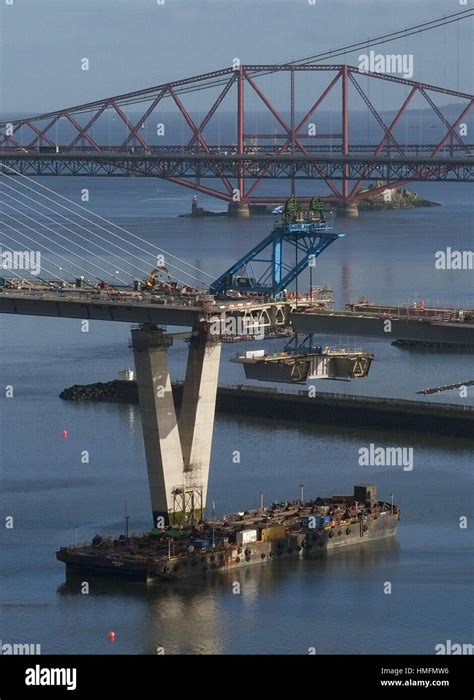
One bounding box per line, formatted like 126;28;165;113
290;310;474;345
1;290;474;345
0;289;288;327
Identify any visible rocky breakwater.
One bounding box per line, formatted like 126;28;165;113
60;380;139;403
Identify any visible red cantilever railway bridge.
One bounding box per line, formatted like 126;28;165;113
0;64;473;211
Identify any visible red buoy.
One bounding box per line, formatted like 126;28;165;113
62;429;68;438
108;631;116;642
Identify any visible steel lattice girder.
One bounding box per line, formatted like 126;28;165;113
0;63;472;203
1;154;472;189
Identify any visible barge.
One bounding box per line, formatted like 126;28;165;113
57;485;399;583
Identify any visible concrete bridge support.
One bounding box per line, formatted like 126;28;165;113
131;324;221;526
228;201;250;217
340;201;359;218
179;331;222;509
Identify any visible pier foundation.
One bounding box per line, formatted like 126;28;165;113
340;201;359;218
228;201;250;217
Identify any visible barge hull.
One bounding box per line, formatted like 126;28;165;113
58;514;398;583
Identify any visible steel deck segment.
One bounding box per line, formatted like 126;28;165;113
291;311;474;345
2;293;474;345
0;292;294;326
0;293;202;325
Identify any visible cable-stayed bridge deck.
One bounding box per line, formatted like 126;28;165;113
0;289;293;327
2;289;474;347
291;309;474;346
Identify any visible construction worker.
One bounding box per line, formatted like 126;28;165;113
309;197;325;222
315;198;325;221
284;196;301;223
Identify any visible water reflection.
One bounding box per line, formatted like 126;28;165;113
56;539;399;654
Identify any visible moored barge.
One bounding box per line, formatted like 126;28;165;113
57;485;399;583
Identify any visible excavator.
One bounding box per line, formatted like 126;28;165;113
143;265;174;290
141;266;198;296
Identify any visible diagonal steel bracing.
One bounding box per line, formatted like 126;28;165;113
1;65;472;206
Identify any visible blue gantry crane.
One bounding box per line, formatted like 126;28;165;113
213;198;374;384
210;198;344;299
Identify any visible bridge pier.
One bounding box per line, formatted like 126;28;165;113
228;201;250;218
338;201;359;218
179;328;221;510
131;324;221;527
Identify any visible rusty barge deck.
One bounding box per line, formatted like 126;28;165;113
57;485;399;583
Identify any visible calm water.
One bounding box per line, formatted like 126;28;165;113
0;179;473;654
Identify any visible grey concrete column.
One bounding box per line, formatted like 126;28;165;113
228;202;250;217
342;201;359;218
178;330;222;511
131;326;184;526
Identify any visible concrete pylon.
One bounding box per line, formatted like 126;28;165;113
131;324;221;527
131;326;184;526
178;330;222;510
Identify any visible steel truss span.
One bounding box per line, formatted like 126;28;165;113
1;154;471;192
1;64;472;205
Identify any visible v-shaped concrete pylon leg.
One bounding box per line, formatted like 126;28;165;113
131;326;184;526
178;329;222;510
132;324;221;527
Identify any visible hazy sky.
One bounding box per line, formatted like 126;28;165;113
0;0;472;115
